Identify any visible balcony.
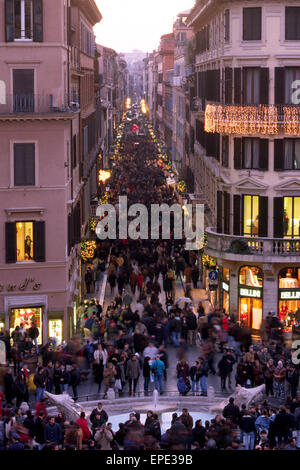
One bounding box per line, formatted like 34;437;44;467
205;104;300;136
0;95;77;115
205;227;300;264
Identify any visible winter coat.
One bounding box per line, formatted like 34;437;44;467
76;417;91;442
126;360;140;379
151;359;165;377
94;429;113;450
239;415;256;433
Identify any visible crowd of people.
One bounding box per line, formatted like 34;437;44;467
0;109;299;451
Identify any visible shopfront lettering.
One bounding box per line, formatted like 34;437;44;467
222;282;229;292
280;290;300;300
0;279;41;293
239;287;262;299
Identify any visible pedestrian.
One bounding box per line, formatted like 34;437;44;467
126;354;140;396
151;355;165;395
69;363;81;401
33;366;46;403
273;360;286;400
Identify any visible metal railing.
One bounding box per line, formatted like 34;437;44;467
206;227;300;257
0;94;75;114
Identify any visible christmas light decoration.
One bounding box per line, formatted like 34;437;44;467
89;217;98;232
205;104;279;135
80;240;96;262
283;106;300;135
99;193;109;205
98;170;111;184
176;180;187;193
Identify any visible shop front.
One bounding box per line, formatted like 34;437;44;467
278;267;300;327
10;306;43;344
221;268;230;314
48;318;63;346
238;266;263;330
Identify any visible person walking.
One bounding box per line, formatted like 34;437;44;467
273;360;286;400
126;354;140;396
70;363;81;402
239;410;256;450
151;355;165;395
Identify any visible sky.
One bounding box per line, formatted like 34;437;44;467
94;0;195;54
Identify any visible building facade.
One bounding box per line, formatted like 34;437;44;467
0;0;102;344
187;0;300;330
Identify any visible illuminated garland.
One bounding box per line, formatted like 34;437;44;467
89;217;98;232
99;193;109;205
202;254;216;269
81;240;96;262
177;180;187;193
283;106;300;135
205;104;279;135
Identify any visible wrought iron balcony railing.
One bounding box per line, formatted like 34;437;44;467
0;94;76;114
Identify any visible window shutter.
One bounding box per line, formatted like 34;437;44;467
5;0;14;42
260;68;269;104
67;5;72;45
259;139;269;170
5;222;16;263
233;195;241;236
274;139;284;171
243;9;251;41
14;143;35;186
225;68;233;104
33;0;43;42
234;68;242;104
34;221;45;262
273;197;284;238
224;192;230;235
275;68;285;105
68;213;72;255
234;138;242;169
259;197;268;237
217;191;223;234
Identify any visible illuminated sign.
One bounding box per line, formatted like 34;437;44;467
239;287;262;298
222;282;229;292
280;290;300;300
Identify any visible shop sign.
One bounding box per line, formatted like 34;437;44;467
222;282;229;292
0;340;6;364
0;278;41;293
239;287;262;299
280;290;300;300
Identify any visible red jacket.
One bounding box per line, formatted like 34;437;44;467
34;401;48;418
76;417;91;441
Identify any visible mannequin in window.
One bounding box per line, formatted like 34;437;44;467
24;235;32;260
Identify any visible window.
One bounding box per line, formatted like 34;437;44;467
284;140;300;170
5;0;43;42
14;143;35;186
244;68;260;105
16;221;34;261
285;7;300;40
243;195;259;236
239;266;263;288
243;138;260;169
5;220;45;263
222;136;229;167
283;197;300;238
284;68;300;104
243;7;262;41
224;9;230;43
14;0;33;40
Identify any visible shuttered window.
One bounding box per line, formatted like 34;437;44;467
274;139;300;171
224;9;230;43
14;143;35;186
286;7;300;40
5;0;43;42
243;7;262;41
242;138;268;170
5;220;45;263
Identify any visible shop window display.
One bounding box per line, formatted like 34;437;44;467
10;307;42;344
243;195;259;237
239;266;263;329
278;268;300;328
283;197;300;238
48;319;63;346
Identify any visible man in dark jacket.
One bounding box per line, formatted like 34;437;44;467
274;405;291;446
239;410;256;450
44;416;62;445
186;312;197;346
34;366;47;403
28;322;40;354
90;402;108;427
69;363;81;401
222;398;240;425
4;368;15;405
